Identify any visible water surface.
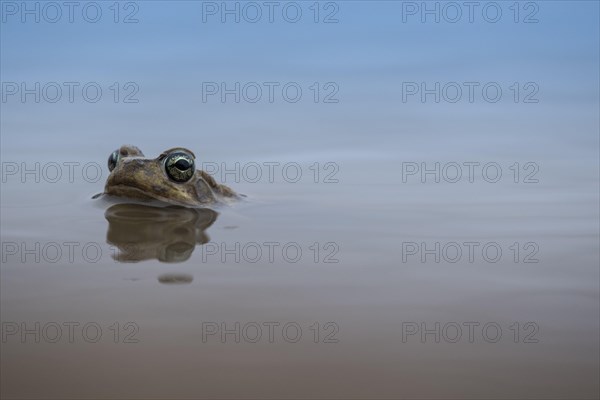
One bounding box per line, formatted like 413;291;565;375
1;1;599;398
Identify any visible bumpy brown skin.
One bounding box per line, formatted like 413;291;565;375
104;145;237;207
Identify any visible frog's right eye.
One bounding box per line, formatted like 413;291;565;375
108;150;120;172
164;151;195;183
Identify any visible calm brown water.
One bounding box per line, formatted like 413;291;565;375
1;154;598;399
1;1;599;398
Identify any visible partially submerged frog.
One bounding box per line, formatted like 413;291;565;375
102;145;237;207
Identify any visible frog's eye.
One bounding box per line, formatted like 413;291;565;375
108;150;120;172
164;151;195;183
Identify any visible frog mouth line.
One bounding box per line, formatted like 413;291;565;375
104;184;195;207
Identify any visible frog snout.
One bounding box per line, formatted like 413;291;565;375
119;158;149;170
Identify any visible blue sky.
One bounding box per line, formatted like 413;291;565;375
1;1;598;165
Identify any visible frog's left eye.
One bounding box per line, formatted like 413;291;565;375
108;150;119;172
164;151;195;183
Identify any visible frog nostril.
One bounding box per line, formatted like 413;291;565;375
123;159;144;166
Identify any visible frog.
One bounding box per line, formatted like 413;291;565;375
102;145;237;207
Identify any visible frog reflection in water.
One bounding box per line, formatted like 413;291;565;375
105;203;217;264
100;145;237;270
103;144;237;206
